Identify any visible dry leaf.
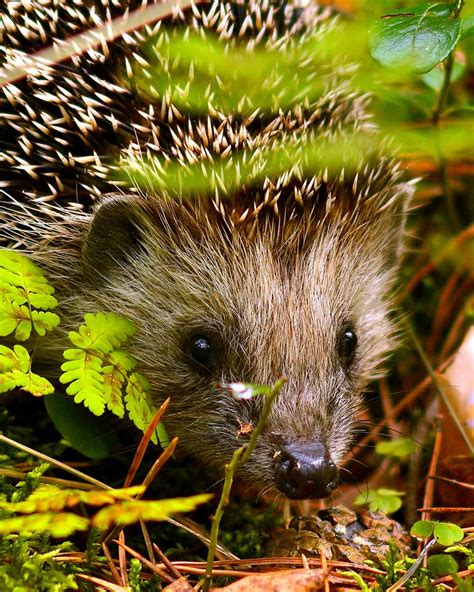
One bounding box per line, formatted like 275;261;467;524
212;569;325;591
162;577;194;592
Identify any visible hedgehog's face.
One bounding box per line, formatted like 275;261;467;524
81;190;411;499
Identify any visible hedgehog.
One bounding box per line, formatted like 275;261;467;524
0;0;413;499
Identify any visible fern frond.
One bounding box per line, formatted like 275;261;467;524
61;313;160;440
93;494;213;529
124;372;157;441
0;251;60;341
68;312;136;352
0;344;54;396
0;484;145;513
102;350;137;418
60;349;106;416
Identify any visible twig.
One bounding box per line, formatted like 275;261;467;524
114;539;173;583
427;474;474;490
421;417;443;523
124;398;170;487
0;433;113;490
0;0;198;87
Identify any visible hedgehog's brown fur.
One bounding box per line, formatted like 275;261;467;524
0;0;413;498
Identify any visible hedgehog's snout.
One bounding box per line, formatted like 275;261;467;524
274;441;339;499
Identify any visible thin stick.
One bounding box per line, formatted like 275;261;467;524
0;433;112;490
0;0;198;87
421;418;443;523
102;543;123;586
114;539;173;583
124;398;170;487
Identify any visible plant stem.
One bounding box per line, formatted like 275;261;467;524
431;0;464;123
202;379;285;592
432;51;454;125
431;0;464;228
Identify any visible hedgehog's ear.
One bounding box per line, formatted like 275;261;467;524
81;193;150;282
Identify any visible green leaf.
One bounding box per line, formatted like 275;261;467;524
92;494;212;529
354;487;404;514
0;251;54;294
30;310;60;336
60;350;106;416
461;15;474;39
124;372;158;442
0;484;144;513
339;571;370;592
411;519;435;539
61;312;159;445
428;554;459;577
23;370;55;396
45;390;120;459
68;312;136;352
0;512;89;537
102;350;137;418
0;300;32;340
370;3;462;74
0;251;59;339
421;59;466;90
0;345;54;396
376;437;417;458
0;344;29;373
434;522;464;546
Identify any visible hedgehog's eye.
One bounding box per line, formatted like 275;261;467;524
338;326;358;368
186;333;218;372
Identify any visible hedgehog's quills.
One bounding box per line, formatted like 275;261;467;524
0;0;413;499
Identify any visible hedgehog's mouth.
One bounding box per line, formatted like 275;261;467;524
273;441;339;499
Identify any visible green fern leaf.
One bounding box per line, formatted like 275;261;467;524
61;313;163;442
0;300;32;340
68;312;136;352
0;484;145;513
92;494;213;529
61;314;137;416
125;372;158;443
0;512;89;537
30;310;60;336
0;344;54;396
24;371;55;397
60;349;106;416
102;350;137;418
0;251;60;340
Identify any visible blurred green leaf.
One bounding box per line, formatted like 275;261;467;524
428;554;459;577
376;437;417;458
354;487;404;514
370;3;462;74
0;512;89;538
44;390;119;459
92;494;212;529
461;15;474;39
422;59;466;90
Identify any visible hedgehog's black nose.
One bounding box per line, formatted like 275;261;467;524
274;442;339;499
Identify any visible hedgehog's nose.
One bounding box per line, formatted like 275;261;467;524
274;442;339;499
